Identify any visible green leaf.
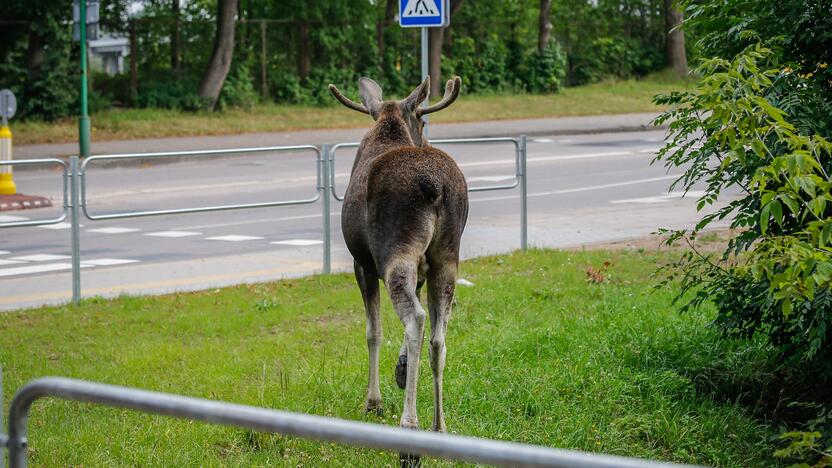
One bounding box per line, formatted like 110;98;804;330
760;203;771;235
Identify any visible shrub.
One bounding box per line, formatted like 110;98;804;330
653;0;832;396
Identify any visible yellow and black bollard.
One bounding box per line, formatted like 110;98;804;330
0;124;16;195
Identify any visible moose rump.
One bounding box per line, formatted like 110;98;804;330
364;147;468;280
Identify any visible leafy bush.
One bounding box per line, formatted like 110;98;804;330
653;0;832;393
134;72;204;111
218;64;259;110
525;39;567;93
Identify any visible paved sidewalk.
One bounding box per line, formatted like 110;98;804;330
16;112;661;160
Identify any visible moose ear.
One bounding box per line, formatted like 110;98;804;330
358;77;383;118
404;76;430;112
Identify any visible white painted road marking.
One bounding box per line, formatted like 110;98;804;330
0;215;28;223
467;175;515;183
533;138;554;143
11;254;72;262
271;239;323;246
0;263;85;277
0;259;25;266
471;175;681;203
205;235;264;242
145;231;202;238
0;250;9;255
81;258;140;266
88;227;141;234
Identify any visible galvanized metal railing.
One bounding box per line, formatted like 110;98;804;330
0;137;527;306
0;159;69;228
330;135;528;250
0;374;700;468
79;145;322;220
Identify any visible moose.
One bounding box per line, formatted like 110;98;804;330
328;76;468;442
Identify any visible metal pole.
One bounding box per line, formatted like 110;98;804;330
70;157;82;303
520;135;528;251
79;0;91;159
8;377;699;468
321;145;332;274
1;367;5;468
421;27;429;139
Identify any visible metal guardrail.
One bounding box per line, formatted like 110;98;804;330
330;136;528;250
0;137;528;305
0;159;69;228
2;375;700;468
79;145;322;220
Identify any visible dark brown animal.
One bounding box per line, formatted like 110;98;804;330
328;77;468;439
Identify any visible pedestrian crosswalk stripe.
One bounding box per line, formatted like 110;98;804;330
11;254;72;262
88;227;141;234
81;258;140;266
0;250;9;255
145;231;202;238
39;222;82;230
206;235;264;242
0;259;25;266
0;215;29;223
270;239;323;246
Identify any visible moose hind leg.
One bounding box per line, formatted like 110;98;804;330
355;262;383;414
385;260;426;430
427;265;456;433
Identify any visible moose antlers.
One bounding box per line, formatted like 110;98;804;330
328;76;462;117
417;76;461;117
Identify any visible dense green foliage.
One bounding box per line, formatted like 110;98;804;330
0;0;677;120
0;249;780;466
653;0;831;458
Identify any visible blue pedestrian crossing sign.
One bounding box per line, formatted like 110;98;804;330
400;0;449;28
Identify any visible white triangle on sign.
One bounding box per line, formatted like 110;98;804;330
403;0;439;17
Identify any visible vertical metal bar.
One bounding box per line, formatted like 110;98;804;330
321;145;332;274
520;135;528;251
78;0;90;160
70;157;82;304
1;367;4;468
421;27;429;139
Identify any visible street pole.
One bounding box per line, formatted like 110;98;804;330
79;0;91;159
421;27;429;139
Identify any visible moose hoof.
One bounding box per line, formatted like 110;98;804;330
395;354;407;389
399;452;422;468
364;399;383;416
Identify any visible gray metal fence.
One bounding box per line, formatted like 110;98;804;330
0;371;700;468
0;137;528;305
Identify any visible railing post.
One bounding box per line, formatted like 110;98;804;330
70;156;82;304
321;145;332;274
520;135;528;251
1;367;5;468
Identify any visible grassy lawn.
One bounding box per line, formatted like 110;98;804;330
14;73;691;146
0;249;778;467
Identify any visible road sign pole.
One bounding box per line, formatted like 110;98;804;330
79;0;91;159
421;27;429;139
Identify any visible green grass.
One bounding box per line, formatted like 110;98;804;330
0;249;778;466
13;73;692;145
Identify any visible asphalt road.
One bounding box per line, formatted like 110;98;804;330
0;129;732;311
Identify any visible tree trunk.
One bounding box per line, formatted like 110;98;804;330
298;20;311;83
171;0;181;73
428;0;464;98
664;0;688;75
538;0;552;53
198;0;238;111
26;30;44;80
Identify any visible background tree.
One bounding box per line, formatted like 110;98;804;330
198;0;239;110
538;0;553;53
663;0;687;75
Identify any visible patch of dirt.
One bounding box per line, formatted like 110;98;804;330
571;228;737;254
